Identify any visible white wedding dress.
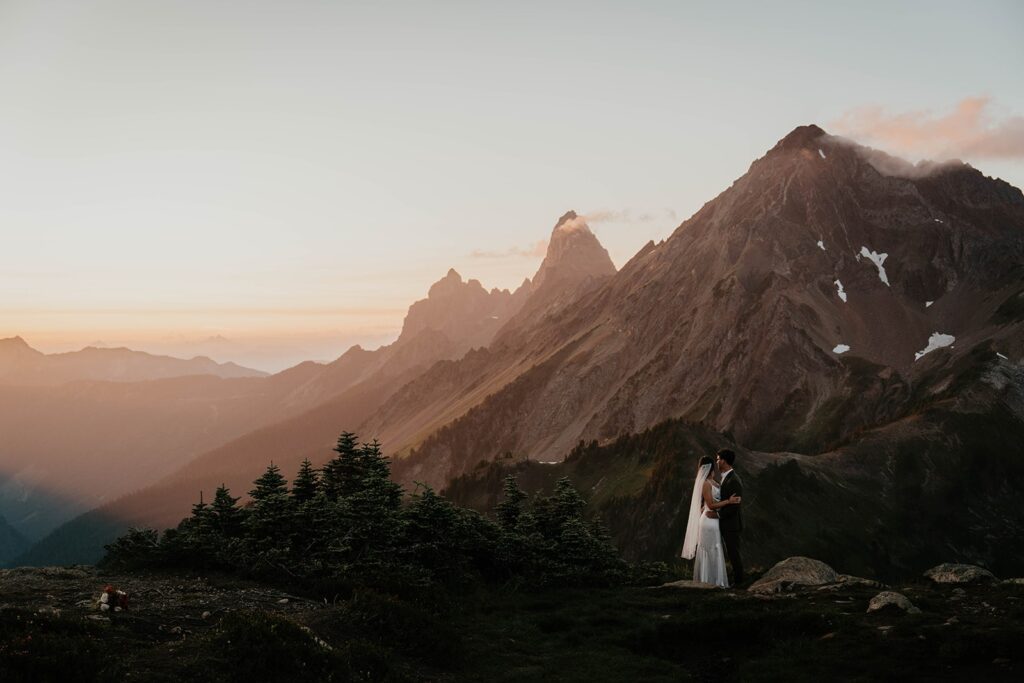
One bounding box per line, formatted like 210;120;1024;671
693;483;729;587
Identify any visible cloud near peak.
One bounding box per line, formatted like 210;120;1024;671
470;240;548;260
832;97;1024;161
583;208;678;224
468;208;677;260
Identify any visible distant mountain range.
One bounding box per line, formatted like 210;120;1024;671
8;125;1024;577
0;337;266;385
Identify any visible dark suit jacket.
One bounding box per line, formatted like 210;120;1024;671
718;470;743;532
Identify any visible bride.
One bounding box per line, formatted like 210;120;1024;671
681;455;741;586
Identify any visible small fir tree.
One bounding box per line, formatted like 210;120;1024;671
189;491;217;540
321;431;360;500
211;484;245;538
553;477;586;523
495;475;527;531
246;463;293;542
291;459;320;504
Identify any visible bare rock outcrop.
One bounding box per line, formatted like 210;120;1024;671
867;591;921;614
748;556;838;594
923;563;998;585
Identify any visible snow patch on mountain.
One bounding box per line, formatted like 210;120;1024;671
914;333;955;361
817;240;826;251
859;247;890;286
834;279;847;302
833;344;850;354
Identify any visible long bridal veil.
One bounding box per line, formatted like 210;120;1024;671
680;463;712;559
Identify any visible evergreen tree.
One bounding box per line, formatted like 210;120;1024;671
246;463;293;542
291;459;320;504
358;439;391;480
189;491;217;540
322;434;400;505
399;485;496;586
190;490;210;520
495;475;527;531
553;477;586;524
102;430;629;590
211;484;245;538
354;439;402;510
321;431;360;500
323;439;404;578
250;462;289;500
102;528;160;569
292;489;335;571
161;490;220;565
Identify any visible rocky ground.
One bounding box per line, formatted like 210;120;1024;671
1;560;1022;681
0;564;324;631
0;566;333;682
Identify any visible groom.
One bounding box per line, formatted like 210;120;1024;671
716;448;744;585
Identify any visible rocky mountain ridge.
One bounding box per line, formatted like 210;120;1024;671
392;125;1024;487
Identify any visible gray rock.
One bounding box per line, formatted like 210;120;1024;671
837;574;886;589
748;557;838;594
1001;578;1024;586
659;579;724;590
923;563;997;584
867;591;921;615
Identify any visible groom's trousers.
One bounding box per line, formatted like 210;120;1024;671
721;529;744;585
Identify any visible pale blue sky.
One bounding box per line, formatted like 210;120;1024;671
2;1;1022;370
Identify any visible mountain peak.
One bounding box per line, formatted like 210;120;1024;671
426;269;467;299
0;336;39;358
554;210;580;230
771;124;827;152
552;210;596;237
533;211;615;291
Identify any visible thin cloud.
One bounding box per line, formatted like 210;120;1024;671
584;208;678;224
470;240;548;259
832;97;1024;161
468;208;678;258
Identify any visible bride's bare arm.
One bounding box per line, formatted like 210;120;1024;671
703;482;740;510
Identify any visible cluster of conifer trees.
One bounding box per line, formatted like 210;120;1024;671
103;432;628;590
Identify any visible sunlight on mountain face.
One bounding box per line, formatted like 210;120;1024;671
1;4;1023;681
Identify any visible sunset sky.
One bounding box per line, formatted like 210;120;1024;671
2;1;1022;371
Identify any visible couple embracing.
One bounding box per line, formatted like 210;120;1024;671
680;448;744;587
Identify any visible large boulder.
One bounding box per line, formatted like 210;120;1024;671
748;557;838;594
923;563;997;585
867;591;921;615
